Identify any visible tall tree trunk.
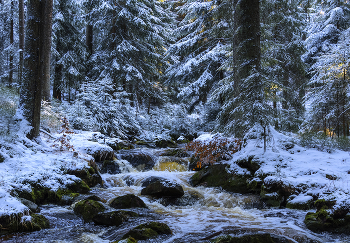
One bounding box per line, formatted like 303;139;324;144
18;0;25;85
86;25;93;56
20;0;44;139
41;0;53;101
53;63;62;101
9;0;14;84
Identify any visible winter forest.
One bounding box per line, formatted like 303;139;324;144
1;0;350;242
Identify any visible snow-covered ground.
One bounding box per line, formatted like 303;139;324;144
0;131;110;217
1;127;350;218
226;126;350;209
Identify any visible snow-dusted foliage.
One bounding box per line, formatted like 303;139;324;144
63;77;139;139
165;0;229;111
0;0;20;84
304;28;350;136
90;0;174;106
303;1;350;137
261;0;306;132
52;0;87;98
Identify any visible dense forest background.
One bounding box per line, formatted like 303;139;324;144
1;0;350;148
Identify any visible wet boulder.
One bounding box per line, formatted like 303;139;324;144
73;199;106;221
98;160;121;174
155;139;177;148
286;195;314;210
304;206;350;233
18;198;40;213
0;213;50;235
92;210;138;226
119;152;156;171
66;166;102;187
122;222;172;241
141;179;184;198
190;164;252;194
109;194;148;209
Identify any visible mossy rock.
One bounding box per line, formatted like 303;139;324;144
0;213;50;235
109;194;148;209
73;199;106;221
212;233;294;243
123;228;158;240
155;139;177;148
314;199;336;211
0;153;4;163
67;166;102;187
190;164;252;194
66;179;90;194
93;210;138;226
134;222;172;235
304;209;350;233
261;178;296;207
135;140;149;146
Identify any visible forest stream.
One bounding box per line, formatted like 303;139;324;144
1;146;350;243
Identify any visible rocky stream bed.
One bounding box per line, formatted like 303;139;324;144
1;139;350;243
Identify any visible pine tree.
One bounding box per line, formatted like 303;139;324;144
303;0;350;136
52;0;87;101
92;0;174;108
261;0;307;132
214;0;272;142
165;0;229;112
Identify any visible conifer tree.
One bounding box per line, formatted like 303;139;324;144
261;0;307;132
214;0;272;141
165;0;229;111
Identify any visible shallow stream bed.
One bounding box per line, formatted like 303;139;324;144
2;147;350;243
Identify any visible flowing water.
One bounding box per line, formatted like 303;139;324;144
2;147;350;243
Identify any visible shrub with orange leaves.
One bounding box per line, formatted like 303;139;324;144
52;117;75;151
186;135;242;170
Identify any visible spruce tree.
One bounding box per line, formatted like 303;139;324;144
165;0;229;111
214;0;272;142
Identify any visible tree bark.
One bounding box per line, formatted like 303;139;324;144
9;0;14;84
20;0;44;139
41;0;53;101
18;0;25;85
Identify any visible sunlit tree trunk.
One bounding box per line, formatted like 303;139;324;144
41;0;53;101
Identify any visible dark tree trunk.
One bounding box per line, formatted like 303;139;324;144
41;0;53;101
20;0;44;139
53;63;62;101
18;0;25;85
9;0;14;84
86;25;93;56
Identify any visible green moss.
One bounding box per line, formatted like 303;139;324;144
74;199;106;221
67;180;90;194
155;139;177;148
123;228;158;240
134;222;172;235
314;199;335;211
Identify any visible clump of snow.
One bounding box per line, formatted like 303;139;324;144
288;195;314;204
228;125;350;209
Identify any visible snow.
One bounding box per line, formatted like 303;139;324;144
228;126;350;209
0;131;113;217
